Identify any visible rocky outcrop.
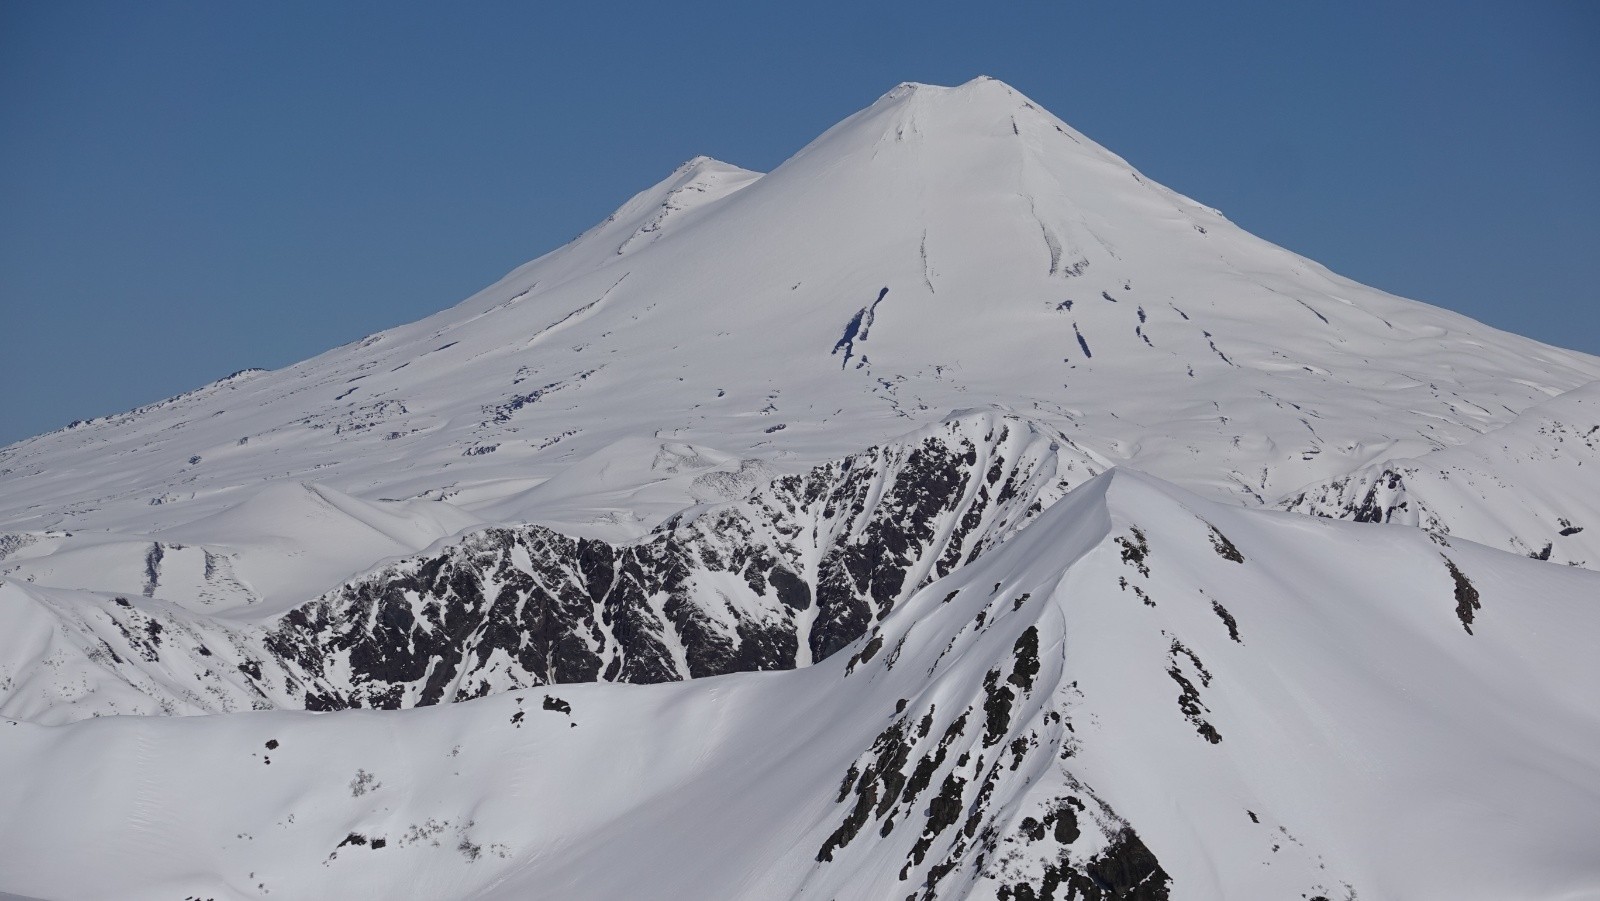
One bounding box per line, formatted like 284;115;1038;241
266;413;1089;710
5;412;1095;720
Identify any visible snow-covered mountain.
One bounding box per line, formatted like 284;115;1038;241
5;473;1598;900
3;77;1595;541
2;77;1598;900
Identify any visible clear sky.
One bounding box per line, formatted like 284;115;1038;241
2;1;1597;446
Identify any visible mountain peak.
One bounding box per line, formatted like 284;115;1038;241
673;155;755;179
869;75;1039;128
883;74;1016;100
3;77;1597;540
784;75;1118;186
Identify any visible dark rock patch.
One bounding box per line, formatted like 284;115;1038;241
1210;599;1242;643
1206;524;1244;563
1008;627;1041;692
1168;641;1220;743
982;669;1016;747
1116;527;1150;577
1442;556;1481;634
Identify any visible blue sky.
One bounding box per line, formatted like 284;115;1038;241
2;1;1596;445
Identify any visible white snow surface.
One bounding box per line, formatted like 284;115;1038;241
3;474;1599;900
3;77;1600;900
1;77;1595;544
1286;379;1600;566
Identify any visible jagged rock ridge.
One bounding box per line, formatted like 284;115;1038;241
1;413;1098;722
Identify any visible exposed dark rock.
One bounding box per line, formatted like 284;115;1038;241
982;669;1016;747
1118;577;1155;608
997;821;1169;901
769;567;811;609
832;287;890;368
1443;555;1481;634
1008;627;1041;692
1210;599;1242;643
857;636;885;666
838;764;860;802
1052;800;1081;845
819;717;914;862
1084;827;1171;900
250;418;1070;712
1168;642;1220;743
909;773;966;865
142;543;165;597
1116;528;1151;577
1206;524;1244;563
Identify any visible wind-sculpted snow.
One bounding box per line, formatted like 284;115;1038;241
5;473;1598;900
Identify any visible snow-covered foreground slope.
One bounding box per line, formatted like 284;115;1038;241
4;473;1598;901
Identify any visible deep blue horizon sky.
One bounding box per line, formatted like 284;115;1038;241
3;1;1597;446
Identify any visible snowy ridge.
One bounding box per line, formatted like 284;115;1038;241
1;412;1094;722
612;156;762;256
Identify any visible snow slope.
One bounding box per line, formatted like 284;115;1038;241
1285;379;1600;566
0;482;483;616
3;473;1597;900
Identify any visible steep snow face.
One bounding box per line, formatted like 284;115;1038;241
1;77;1595;550
4;473;1597;901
